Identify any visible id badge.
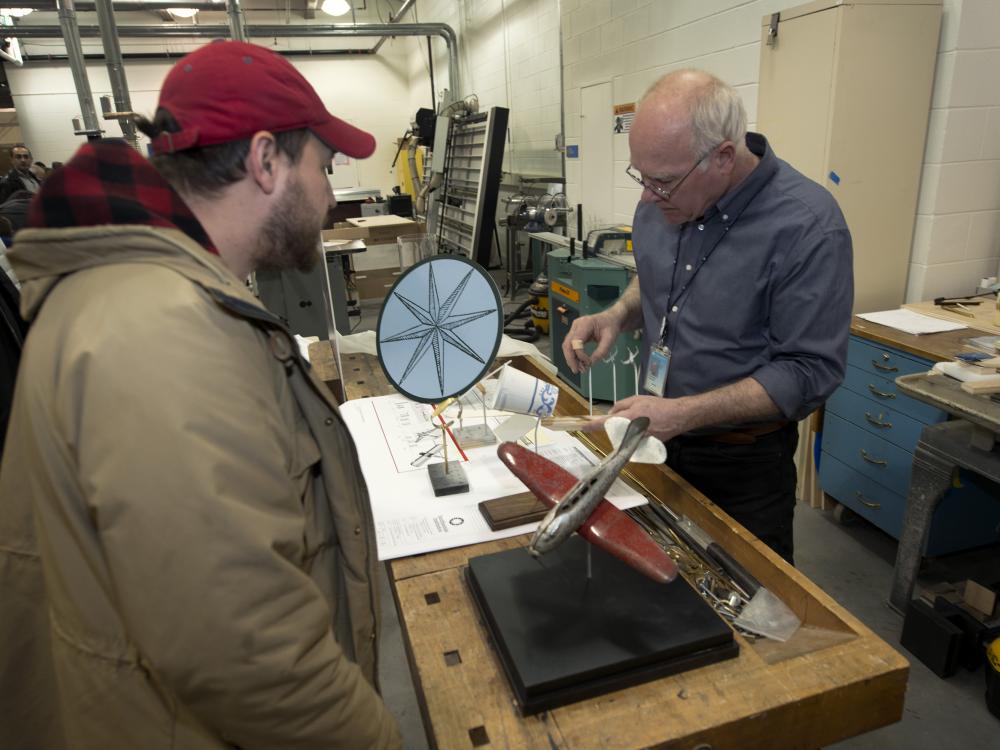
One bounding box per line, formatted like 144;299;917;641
643;345;671;396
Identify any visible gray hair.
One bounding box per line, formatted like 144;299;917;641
643;70;748;158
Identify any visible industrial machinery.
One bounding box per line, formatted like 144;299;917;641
533;231;642;402
503;190;571;298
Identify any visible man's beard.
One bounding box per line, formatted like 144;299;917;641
254;178;323;273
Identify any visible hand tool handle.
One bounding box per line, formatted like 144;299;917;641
705;543;760;598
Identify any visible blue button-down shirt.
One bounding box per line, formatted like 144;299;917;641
632;133;853;422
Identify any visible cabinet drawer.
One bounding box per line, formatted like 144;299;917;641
820;454;1000;555
841;364;946;424
823;413;913;494
826;386;927;452
848;337;930;380
819;451;905;538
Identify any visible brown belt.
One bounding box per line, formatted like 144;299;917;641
683;421;792;445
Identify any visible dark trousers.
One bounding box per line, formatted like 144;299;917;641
666;424;799;565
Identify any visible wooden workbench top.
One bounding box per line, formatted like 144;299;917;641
344;353;908;749
852;314;991;362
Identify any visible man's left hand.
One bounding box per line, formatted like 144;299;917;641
608;395;692;441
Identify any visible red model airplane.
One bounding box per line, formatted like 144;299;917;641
497;441;679;584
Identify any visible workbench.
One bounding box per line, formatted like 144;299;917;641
310;345;909;748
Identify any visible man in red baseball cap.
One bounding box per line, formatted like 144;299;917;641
0;41;402;749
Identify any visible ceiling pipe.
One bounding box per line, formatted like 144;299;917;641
6;2;227;9
55;0;102;138
225;0;246;42
12;21;462;100
93;0;139;147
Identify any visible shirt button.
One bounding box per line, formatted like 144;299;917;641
324;417;334;426
698;224;704;231
671;305;678;312
685;264;692;271
723;214;729;221
354;526;361;536
370;630;376;641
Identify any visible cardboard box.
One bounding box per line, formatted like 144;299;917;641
323;217;426;246
353;267;401;301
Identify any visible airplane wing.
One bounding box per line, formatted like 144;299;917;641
497;441;678;584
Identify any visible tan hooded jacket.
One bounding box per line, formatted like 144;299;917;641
0;224;401;749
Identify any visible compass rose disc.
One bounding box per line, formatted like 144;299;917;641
376;255;502;403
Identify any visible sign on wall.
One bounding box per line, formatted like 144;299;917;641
613;103;635;134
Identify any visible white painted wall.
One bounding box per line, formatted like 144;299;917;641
5;47;413;196
404;0;563;178
561;0;999;305
905;0;1000;301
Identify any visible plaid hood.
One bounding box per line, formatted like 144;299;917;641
8;140;239;325
27;138;218;254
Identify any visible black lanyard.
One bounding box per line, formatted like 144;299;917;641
658;191;762;347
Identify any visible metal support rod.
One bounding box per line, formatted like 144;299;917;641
226;0;247;42
56;0;102;139
93;0;138;147
371;0;415;54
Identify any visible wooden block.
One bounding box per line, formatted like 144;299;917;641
960;376;1000;395
478;492;547;530
964;580;998;617
540;416;593;431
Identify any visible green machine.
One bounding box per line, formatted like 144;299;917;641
528;231;643;402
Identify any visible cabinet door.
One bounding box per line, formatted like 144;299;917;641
757;6;837;183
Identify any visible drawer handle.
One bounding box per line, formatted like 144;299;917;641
867;384;896;399
872;358;899;373
860;449;888;467
855;491;881;509
864;412;892;429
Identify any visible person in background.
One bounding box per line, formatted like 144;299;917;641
29;161;48;183
0;189;33;234
0;143;40;202
0;40;401;749
563;70;853;565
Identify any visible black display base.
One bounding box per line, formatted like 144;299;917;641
466;536;738;715
427;461;469;496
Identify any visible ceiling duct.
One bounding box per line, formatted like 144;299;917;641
9;17;460;100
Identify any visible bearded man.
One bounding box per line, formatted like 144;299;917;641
0;40;401;750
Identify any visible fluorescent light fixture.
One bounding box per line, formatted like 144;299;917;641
167;7;199;17
0;8;34;17
320;0;351;17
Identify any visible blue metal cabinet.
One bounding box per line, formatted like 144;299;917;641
820;335;1000;556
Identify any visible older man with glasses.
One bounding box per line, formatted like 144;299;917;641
563;69;853;565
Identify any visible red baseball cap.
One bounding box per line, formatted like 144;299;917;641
150;40;375;159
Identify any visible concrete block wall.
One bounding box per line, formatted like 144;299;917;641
906;0;1000;302
405;0;563;178
561;0;789;228
559;0;999;306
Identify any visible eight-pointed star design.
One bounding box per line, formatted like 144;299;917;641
382;263;496;397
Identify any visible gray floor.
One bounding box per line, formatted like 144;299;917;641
356;292;1000;748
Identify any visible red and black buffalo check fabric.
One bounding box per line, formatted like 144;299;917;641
27;139;219;255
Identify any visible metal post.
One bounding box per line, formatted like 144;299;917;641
93;0;137;148
56;0;102;139
227;0;248;43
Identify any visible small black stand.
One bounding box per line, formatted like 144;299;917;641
466;536;738;714
427;461;469;496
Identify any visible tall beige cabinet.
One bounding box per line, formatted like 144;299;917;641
757;0;941;313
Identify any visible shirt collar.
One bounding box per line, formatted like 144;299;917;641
707;132;778;221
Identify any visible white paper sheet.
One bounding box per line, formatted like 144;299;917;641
340;393;648;560
857;309;967;335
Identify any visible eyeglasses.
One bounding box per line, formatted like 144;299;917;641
625;144;720;202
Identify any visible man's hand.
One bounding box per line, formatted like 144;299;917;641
561;311;622;374
608;395;693;441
